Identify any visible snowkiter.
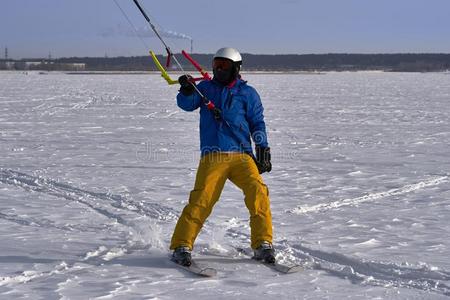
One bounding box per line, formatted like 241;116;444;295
170;47;274;266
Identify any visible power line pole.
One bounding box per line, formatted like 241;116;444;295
5;47;8;60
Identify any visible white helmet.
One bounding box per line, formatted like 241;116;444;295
213;47;242;64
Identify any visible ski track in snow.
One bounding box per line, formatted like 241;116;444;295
0;210;83;232
0;262;71;287
0;168;177;292
0;243;155;288
288;175;450;214
286;243;450;296
0;168;178;224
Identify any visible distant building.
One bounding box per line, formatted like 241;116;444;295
0;60;15;70
6;61;14;69
8;61;42;70
25;61;43;68
62;63;86;71
0;61;86;71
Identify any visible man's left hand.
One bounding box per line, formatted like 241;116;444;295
255;146;272;174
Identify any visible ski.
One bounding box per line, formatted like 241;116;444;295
262;261;304;274
171;259;217;277
235;247;304;274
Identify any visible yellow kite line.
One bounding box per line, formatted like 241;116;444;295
150;50;179;85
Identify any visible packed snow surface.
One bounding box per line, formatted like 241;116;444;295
1;71;450;299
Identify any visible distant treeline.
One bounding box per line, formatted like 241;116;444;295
2;53;450;72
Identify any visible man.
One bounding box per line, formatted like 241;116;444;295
170;47;274;266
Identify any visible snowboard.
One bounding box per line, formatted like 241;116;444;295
171;259;217;277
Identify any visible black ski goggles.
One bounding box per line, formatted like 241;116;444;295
213;58;233;70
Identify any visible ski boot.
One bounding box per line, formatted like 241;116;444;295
253;241;276;264
172;246;192;267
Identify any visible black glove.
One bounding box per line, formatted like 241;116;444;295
255;146;272;174
178;75;195;96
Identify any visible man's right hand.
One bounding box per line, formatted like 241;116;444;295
178;75;195;96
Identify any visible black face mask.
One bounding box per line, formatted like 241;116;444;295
213;67;234;85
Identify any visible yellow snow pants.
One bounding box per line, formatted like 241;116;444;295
170;152;272;250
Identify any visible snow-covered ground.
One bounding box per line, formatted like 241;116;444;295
1;71;449;299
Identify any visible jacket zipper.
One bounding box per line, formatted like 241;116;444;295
226;91;233;109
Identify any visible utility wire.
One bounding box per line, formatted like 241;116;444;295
113;0;209;103
131;0;186;72
113;0;150;51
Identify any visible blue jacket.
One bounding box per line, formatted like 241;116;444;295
177;79;269;156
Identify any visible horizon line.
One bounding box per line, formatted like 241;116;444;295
3;52;450;61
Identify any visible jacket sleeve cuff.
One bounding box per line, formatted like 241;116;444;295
177;93;200;111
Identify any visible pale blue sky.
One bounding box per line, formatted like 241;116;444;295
1;0;449;59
